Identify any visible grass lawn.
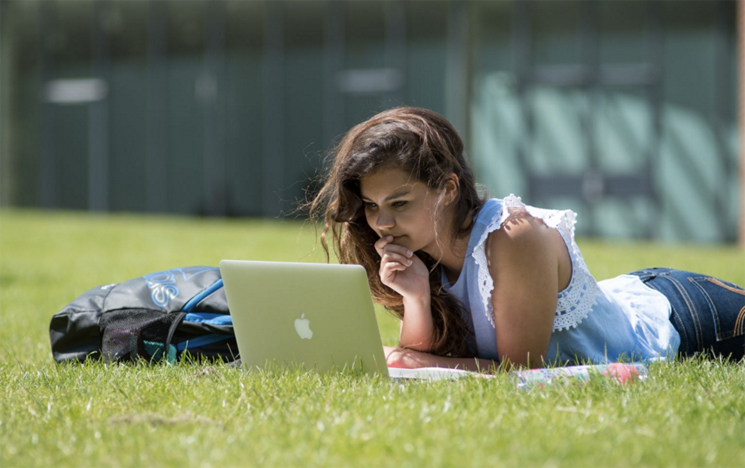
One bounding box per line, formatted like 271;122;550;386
2;209;745;467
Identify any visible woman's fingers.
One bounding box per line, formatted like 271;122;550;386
379;248;413;283
375;236;426;293
374;236;413;258
373;236;391;256
379;254;412;287
381;251;413;267
379;257;407;283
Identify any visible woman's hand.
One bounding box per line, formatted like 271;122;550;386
375;236;434;351
374;236;430;301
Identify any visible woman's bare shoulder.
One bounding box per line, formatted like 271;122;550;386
487;209;554;255
485;208;571;291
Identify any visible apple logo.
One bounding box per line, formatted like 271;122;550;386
294;313;313;339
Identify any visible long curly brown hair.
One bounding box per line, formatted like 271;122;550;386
308;107;485;357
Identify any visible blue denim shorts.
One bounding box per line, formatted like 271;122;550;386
627;268;745;360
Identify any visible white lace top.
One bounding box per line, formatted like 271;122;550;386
442;196;680;364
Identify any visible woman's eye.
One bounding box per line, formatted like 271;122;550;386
392;201;407;208
364;202;377;210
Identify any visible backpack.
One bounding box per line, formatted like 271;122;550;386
49;266;237;364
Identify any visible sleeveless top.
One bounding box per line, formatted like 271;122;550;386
441;196;681;364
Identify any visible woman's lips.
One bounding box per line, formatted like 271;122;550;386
380;234;405;243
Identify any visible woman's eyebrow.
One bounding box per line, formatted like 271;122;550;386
361;187;413;203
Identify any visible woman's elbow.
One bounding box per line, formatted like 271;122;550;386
384;346;409;368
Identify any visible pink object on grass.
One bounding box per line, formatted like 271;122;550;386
511;363;649;390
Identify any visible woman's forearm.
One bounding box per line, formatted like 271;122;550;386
398;294;435;351
385;346;499;373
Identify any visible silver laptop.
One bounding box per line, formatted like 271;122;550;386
220;260;390;377
220;260;480;380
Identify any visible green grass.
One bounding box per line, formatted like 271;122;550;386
2;209;745;467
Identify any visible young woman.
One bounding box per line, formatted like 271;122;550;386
309;106;745;371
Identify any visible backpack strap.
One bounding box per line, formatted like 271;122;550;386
163;278;225;361
163;312;187;361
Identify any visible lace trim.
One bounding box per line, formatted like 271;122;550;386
472;194;600;331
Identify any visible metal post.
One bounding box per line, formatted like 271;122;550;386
323;0;345;149
0;0;9;206
384;0;406;108
202;0;227;216
445;0;470;136
714;0;736;242
147;0;169;213
513;0;533;201
580;0;599;236
0;1;4;205
262;0;285;216
738;0;745;248
39;0;58;209
647;0;663;240
89;0;110;212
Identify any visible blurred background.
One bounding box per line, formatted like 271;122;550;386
0;0;741;243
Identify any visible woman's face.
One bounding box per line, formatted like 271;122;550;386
359;168;448;255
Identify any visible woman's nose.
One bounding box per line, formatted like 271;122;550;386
375;212;395;230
